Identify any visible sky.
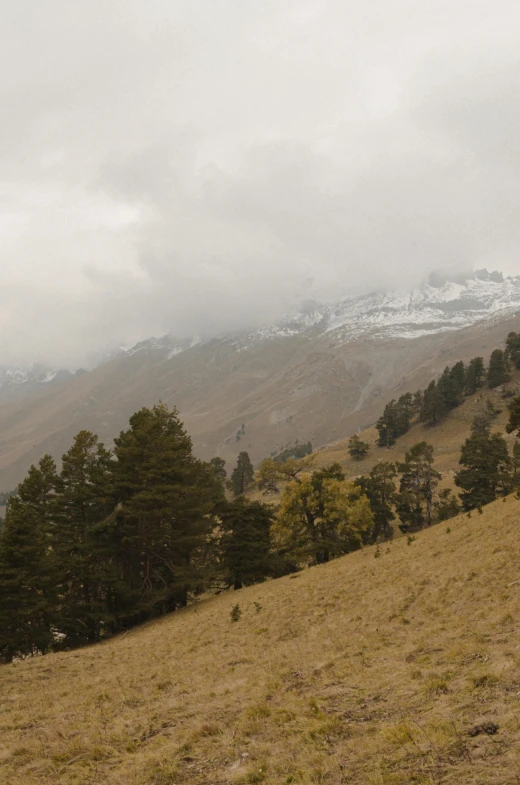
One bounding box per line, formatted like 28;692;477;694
2;0;520;367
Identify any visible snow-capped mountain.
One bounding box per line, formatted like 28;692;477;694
0;365;85;402
244;269;520;345
3;269;518;402
2;268;520;491
108;269;520;363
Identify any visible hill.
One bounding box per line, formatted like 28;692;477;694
1;303;520;491
312;372;520;484
1;495;520;784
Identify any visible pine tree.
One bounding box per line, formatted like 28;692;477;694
0;456;59;663
455;417;511;510
376;400;399;446
218;498;274;589
505;331;520;369
209;457;227;491
487;349;510;389
113;403;218;624
53;431;115;646
347;434;369;461
230;451;255;496
506;395;520;435
511;440;520;489
449;361;466;401
356;462;397;541
465;357;485;395
396;442;440;531
420;380;446;426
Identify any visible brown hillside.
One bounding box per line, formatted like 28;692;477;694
0;313;520;489
1;496;520;784
312;372;520;485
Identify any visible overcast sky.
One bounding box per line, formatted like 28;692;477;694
2;0;520;366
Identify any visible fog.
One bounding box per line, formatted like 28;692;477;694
1;0;520;366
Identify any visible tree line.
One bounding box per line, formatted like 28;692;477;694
3;332;520;663
373;337;517;449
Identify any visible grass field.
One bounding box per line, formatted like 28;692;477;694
1;492;520;784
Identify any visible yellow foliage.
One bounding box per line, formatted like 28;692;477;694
272;475;373;565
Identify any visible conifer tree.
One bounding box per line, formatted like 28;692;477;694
347;434;369;461
209;457;227;484
0;456;59;663
455;417;511;510
53;431;115;646
505;331;520;369
113;403;218;623
356;461;397;541
465;357;485;395
487;349;510;389
511;440;520;488
230;451;255;496
396;442;440;530
506;395;520;435
420;380;446;426
218;498;274;589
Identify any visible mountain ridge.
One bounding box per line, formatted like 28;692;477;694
0;269;520;489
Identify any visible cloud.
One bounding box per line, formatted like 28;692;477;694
1;0;520;366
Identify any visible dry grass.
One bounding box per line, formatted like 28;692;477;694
311;379;520;486
2;496;520;784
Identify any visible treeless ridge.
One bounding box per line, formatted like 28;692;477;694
1;494;520;784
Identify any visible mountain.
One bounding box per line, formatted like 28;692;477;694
2;493;519;784
0;365;86;403
0;269;519;489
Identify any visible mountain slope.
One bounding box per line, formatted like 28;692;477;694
1;272;520;489
2;495;520;784
311;370;520;484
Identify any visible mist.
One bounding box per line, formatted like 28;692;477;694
1;0;520;367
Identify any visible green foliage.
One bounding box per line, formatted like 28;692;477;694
376;393;420;447
217;497;275;589
0;456;59;663
505;331;520;369
229;451;255;496
455;417;511;510
209;457;227;486
112;403;219;623
347;434;370;461
420;380;446;426
230;604;241;622
0;489;16;507
53;431;115;647
465;357;485;395
356;462;397;542
273;441;313;463
396;442;441;531
434;488;460;522
487;349;510;389
506;395;520;435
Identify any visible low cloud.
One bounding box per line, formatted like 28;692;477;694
1;0;519;366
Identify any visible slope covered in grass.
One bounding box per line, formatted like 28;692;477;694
312;375;520;487
2;495;520;784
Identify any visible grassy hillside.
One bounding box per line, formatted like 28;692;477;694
311;374;520;486
2;496;520;784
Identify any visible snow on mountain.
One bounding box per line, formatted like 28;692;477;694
2;270;518;399
241;269;520;345
0;366;80;401
109;270;520;361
